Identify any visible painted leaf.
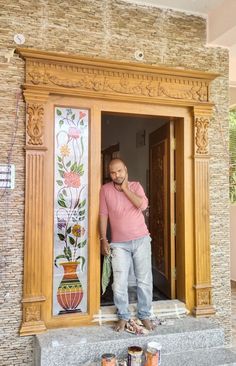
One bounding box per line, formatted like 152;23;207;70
75;256;85;271
58;200;67;208
58;233;65;241
64;246;72;261
56;180;63;186
59;120;64;127
59;170;64;178
78;199;86;208
77;240;86;248
67;227;71;234
54;254;67;267
66;161;71;168
57;156;62;162
69;236;75;245
79;210;85;216
56;109;62;116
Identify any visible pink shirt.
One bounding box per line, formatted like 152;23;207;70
99;181;149;242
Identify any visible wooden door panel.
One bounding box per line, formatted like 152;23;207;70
149;122;175;299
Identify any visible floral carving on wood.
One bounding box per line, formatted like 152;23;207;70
27;64;208;103
195;117;209;154
197;289;211;306
27;104;44;145
25;305;40;322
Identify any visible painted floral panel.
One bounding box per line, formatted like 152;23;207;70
53;107;89;316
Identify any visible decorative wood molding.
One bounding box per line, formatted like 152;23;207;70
192;106;215;317
195;117;209;155
16;48;218;334
26;103;44;145
16;48;218;106
20;90;49;336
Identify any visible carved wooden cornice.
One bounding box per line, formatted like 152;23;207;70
16;48;219;106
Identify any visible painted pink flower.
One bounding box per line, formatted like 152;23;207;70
79;111;86;120
64;172;81;188
68;127;80;139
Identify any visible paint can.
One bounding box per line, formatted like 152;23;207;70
145;342;162;366
101;353;117;366
127;346;143;366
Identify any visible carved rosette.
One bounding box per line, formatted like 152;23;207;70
194;116;210;155
196;288;211;306
26;103;44;145
25;304;41;322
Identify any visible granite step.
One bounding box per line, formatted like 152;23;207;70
35;317;226;366
161;347;236;366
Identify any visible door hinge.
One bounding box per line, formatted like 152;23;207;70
171;223;176;237
171;138;176;150
172;180;176;193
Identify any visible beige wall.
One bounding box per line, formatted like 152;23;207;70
0;0;230;364
230;206;236;281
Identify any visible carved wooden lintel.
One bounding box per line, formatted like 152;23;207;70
17;48;218;106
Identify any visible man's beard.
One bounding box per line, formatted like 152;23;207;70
112;177;125;185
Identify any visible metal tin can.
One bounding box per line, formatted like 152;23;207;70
145;342;161;366
127;346;143;366
101;353;117;366
145;347;158;366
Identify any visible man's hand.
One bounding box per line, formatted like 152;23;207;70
101;239;110;256
120;172;128;191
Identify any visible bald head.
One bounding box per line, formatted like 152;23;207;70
109;158;127;185
109;158;126;169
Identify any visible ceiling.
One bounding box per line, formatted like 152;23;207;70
123;0;236;95
123;0;224;15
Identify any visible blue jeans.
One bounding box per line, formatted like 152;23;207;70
110;235;153;321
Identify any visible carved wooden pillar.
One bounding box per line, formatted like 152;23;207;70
20;91;49;336
192;106;215;316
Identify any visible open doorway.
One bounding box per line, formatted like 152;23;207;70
101;112;176;306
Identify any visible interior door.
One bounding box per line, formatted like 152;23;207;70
149;121;175;299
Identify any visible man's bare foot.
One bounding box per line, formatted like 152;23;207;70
114;319;127;332
140;319;155;331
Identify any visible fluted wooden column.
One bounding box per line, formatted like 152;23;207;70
20;91;49;336
192;106;215;316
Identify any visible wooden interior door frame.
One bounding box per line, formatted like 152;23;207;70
149;120;176;299
18;48;217;335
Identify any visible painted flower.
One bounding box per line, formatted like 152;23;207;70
79;111;86;120
60;144;70;157
64;172;81;188
72;224;85;237
68;127;80;139
57;218;67;230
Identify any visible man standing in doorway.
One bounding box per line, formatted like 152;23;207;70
99;158;153;331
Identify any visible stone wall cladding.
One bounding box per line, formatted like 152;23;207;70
0;0;230;364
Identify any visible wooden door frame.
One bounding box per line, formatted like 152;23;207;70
17;48;217;335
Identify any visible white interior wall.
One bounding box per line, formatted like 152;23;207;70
101;115;167;193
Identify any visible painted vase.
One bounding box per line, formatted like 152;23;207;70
57;261;83;314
